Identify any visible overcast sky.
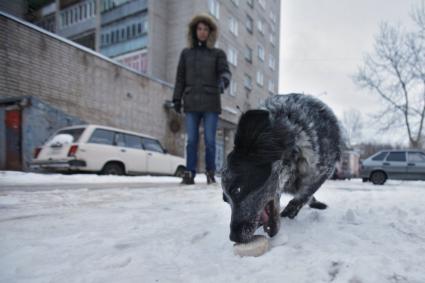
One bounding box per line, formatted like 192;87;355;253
278;0;421;145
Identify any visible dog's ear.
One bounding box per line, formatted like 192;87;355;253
234;110;270;150
233;109;293;163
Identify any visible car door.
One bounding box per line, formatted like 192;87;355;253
83;129;121;170
407;152;425;180
123;134;148;174
142;138;172;174
113;132;130;171
383;151;408;179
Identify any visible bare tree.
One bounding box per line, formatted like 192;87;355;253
354;2;425;148
342;109;363;147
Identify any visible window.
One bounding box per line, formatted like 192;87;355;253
143;138;164;153
69;9;74;25
230;80;237;96
268;80;275;94
228;46;238;66
256;71;264;86
270;22;276;33
244;74;253;90
257;19;265;34
55;128;85;143
111;31;115;43
115;133;126;147
121;28;125;40
208;0;220;19
246;15;253;33
408;152;425;162
125;134;143;149
132;24;136;37
386;152;406;162
270;33;276;46
229;17;238;36
245;45;253;63
89;1;93;16
372;152;388;161
259;0;266;9
270;11;277;24
269;54;276;70
258;43;265;61
74;6;78;22
88;129;114;145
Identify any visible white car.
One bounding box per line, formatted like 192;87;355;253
31;124;186;176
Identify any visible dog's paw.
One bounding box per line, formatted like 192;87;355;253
309;200;327;210
280;199;302;219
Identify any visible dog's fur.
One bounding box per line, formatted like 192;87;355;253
221;93;342;243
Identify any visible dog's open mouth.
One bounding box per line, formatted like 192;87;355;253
258;199;279;237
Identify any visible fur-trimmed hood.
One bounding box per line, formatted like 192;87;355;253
187;13;218;49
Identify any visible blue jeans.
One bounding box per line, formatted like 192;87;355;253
185;112;219;177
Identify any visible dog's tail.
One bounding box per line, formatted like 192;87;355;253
309;197;328;210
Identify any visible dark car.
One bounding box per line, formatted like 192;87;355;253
360;149;425;185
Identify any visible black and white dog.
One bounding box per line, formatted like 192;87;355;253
221;93;342;243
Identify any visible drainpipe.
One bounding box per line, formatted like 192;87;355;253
95;0;101;52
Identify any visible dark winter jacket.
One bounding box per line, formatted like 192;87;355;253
172;13;232;113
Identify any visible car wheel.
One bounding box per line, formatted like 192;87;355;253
101;162;125;175
175;166;186;178
370;171;387;185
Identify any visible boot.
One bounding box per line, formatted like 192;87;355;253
181;171;195;185
206;170;216;184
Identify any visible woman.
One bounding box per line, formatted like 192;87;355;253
172;13;232;185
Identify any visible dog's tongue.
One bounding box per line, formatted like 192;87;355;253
261;209;270;224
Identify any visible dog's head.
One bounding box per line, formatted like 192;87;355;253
221;109;294;243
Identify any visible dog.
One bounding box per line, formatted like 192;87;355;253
221;93;342;243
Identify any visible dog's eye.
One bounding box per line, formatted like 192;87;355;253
230;187;241;197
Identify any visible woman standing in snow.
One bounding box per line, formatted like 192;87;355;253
172;13;231;185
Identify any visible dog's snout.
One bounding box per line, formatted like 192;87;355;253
229;222;254;243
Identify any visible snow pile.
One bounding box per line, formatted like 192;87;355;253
47;134;74;146
0;176;425;282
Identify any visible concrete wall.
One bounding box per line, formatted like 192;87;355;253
22;97;87;171
0;12;186;160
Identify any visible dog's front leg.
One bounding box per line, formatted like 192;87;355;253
280;197;306;219
281;174;329;219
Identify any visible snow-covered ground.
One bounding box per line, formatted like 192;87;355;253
0;171;183;185
1;172;425;283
